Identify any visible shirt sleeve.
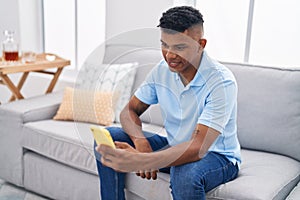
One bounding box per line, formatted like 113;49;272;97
134;66;159;105
198;79;237;134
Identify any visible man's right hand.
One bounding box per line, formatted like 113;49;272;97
133;138;158;180
136;169;158;180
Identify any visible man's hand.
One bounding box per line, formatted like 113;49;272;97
96;144;139;172
96;143;157;175
116;141;158;180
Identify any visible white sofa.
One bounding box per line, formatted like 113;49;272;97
0;36;300;199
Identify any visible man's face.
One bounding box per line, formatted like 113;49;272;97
160;29;203;73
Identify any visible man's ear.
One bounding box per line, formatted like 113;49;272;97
200;39;207;49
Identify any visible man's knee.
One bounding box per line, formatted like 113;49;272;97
106;127;134;146
106;127;124;138
170;164;205;191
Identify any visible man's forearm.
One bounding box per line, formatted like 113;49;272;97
141;140;200;169
131;127;220;170
120;106;145;141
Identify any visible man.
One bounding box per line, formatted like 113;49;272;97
95;6;241;200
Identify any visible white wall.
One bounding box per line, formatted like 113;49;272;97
18;0;44;53
0;0;43;54
0;0;20;53
0;0;174;104
106;0;173;41
0;0;21;103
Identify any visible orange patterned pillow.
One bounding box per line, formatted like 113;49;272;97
53;87;117;126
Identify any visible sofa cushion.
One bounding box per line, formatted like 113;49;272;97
103;45;163;94
76;62;138;122
22;120;99;175
126;149;300;200
126;171;172;200
23;152;100;200
103;45;167;127
207;149;300;200
21;120;167;176
225;63;300;162
53;87;116;126
140;104;164;127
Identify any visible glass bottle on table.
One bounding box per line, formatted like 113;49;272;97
2;30;19;62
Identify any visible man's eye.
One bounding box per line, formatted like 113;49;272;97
161;43;168;48
175;46;186;51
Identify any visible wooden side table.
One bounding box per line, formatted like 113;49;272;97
0;53;70;102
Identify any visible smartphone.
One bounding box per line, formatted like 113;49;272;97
90;125;116;149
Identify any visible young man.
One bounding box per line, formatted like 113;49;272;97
95;6;241;200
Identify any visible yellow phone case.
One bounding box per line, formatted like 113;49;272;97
90;125;116;149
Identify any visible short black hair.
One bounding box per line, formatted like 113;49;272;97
157;6;204;33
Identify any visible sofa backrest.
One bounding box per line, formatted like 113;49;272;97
103;44;300;162
103;44;163;92
224;62;300;162
102;44;165;126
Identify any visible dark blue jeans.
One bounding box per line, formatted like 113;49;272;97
94;127;239;200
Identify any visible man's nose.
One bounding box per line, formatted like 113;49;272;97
166;49;177;59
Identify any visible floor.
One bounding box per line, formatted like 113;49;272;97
0;178;50;200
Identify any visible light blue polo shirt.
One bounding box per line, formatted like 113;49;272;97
134;51;241;165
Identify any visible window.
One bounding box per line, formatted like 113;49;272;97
196;0;300;68
196;0;249;63
43;0;75;68
43;0;105;70
249;0;300;67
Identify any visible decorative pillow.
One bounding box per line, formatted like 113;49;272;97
76;62;138;122
53;87;117;126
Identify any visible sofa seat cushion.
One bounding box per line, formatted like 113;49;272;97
21;120;167;176
125;149;300;200
126;171;172;200
23;151;100;200
208;149;300;200
22;120;100;175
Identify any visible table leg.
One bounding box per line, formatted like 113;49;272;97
9;72;29;101
0;74;24;101
46;67;63;94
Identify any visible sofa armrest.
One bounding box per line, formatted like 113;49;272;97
0;91;63;123
0;91;63;186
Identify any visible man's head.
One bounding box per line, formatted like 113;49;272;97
158;6;204;35
157;6;207;74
